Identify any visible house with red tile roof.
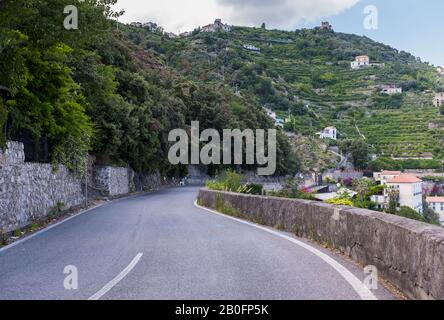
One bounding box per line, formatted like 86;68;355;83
372;171;424;213
385;175;423;214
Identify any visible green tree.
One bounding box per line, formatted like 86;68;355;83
341;139;370;170
423;203;441;226
0;0;120;172
386;186;399;214
396;206;426;223
352;178;374;202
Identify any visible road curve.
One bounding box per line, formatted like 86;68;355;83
0;187;395;300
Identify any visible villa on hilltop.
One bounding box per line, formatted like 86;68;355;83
201;19;232;33
144;22;158;31
130;21;159;32
320;22;333;30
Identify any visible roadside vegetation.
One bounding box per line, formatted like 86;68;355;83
205;170;264;195
206;170;442;226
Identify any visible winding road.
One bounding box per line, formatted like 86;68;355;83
0;187;395;300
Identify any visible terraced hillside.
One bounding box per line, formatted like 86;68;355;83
123;23;444;159
336;106;440;157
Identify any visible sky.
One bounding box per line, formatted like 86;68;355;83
114;0;444;67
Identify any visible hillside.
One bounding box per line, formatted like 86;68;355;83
124;23;444;160
0;2;298;177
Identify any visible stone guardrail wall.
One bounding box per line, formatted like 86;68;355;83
198;189;444;300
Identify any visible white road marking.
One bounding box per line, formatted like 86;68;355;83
0;204;105;254
0;193;147;254
88;253;143;300
194;201;377;301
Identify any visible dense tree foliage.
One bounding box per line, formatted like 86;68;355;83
339;139;370;169
0;0;298;176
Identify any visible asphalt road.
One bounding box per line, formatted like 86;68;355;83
0;187;395;300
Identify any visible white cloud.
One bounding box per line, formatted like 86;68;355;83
115;0;359;33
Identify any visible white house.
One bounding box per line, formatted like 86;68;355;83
317;126;337;140
351;55;370;70
426;197;444;224
243;44;261;52
437;66;444;76
372;170;403;209
381;84;402;95
433;92;444;107
385;175;423;214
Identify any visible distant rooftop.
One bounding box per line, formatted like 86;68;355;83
381;171;402;175
426;197;444;203
387;175;422;184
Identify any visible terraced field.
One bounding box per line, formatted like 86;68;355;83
334;106;442;157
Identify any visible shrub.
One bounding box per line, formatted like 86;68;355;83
267;179;309;200
326;198;354;206
205;170;253;193
0;231;8;246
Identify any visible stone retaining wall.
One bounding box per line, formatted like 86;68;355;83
198;189;444;300
93;166;130;196
1;141;179;233
0;142;84;233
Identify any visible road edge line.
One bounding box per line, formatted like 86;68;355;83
0;191;161;254
0;203;105;254
194;200;377;301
